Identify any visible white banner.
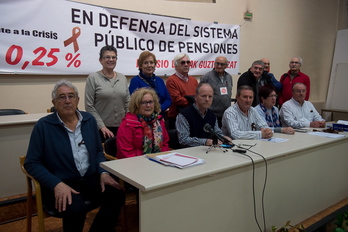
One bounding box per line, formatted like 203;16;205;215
0;0;240;75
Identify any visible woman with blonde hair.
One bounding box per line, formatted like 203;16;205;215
116;87;170;159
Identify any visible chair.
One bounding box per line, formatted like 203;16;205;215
20;156;95;232
168;129;181;150
0;109;26;116
103;136;117;160
19;156;56;232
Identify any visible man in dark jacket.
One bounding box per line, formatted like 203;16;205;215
25;80;125;232
237;60;274;106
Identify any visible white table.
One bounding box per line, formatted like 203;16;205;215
101;132;348;232
0;113;50;198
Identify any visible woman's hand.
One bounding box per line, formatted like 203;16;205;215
100;127;114;139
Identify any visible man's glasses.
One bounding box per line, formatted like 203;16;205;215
215;62;227;66
103;56;117;60
290;61;300;64
263;62;270;65
55;94;76;102
140;100;154;106
180;60;191;65
293;90;306;93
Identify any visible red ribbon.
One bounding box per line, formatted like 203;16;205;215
64;27;81;53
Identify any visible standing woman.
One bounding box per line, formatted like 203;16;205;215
129;51;172;115
85;45;130;142
116;88;170;159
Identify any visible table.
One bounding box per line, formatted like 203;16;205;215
0;113;50;198
101;132;348;232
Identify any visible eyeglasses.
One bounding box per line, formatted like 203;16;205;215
140;100;154;106
55;94;76;102
263;62;270;65
290;61;300;64
293;90;306;93
180;60;191;65
103;56;117;60
268;94;278;98
215;62;227;66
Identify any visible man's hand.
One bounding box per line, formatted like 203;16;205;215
205;139;222;146
223;136;233;145
310;121;326;128
54;182;79;212
261;128;273;139
281;127;295;134
100;173;123;192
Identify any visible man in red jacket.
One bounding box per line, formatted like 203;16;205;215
279;56;310;106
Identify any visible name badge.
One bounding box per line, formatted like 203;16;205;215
220;87;228;95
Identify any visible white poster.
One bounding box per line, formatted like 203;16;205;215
0;0;240;75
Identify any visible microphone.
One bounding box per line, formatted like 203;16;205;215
203;123;231;145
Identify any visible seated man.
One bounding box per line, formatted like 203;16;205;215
279;82;325;129
24;80;125;232
176;83;231;147
222;85;273;139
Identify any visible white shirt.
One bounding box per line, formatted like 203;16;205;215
279;98;324;129
222;103;269;139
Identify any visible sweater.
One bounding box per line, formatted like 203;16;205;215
24;111;105;191
116;113;170;159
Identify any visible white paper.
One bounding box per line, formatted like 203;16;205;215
307;132;346;138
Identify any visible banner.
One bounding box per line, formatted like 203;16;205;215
0;0;240;75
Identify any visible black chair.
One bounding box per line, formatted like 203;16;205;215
168;129;181;150
104;136;117;158
0;109;26;116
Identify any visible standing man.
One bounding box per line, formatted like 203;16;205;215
25;80;125;232
280;83;325;128
176;83;231;147
279;56;310;106
237;60;274;107
166;53;198;129
222;85;273;140
200;56;233;127
261;58;282;92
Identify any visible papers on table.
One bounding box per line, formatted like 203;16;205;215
307;131;346;138
337;120;348;125
147;152;205;168
261;137;289;143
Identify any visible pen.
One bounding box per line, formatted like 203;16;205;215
148;158;168;166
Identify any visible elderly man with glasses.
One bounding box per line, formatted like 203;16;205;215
200;56;233;128
166;53;198;129
280;82;325;129
279;56;310;106
25;80;125;232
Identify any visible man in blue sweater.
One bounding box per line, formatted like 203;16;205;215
25;80;125;232
176;83;232;147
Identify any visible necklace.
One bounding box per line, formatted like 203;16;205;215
101;70;115;79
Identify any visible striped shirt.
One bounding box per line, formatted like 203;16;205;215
222;103;269;139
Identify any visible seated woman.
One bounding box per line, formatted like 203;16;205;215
255;85;295;134
117;87;170;159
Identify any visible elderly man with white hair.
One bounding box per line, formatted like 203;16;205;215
166;53;198;129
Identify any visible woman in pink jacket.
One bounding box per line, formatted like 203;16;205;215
116;87;170;159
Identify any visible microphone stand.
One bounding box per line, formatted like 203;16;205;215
206;137;218;154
